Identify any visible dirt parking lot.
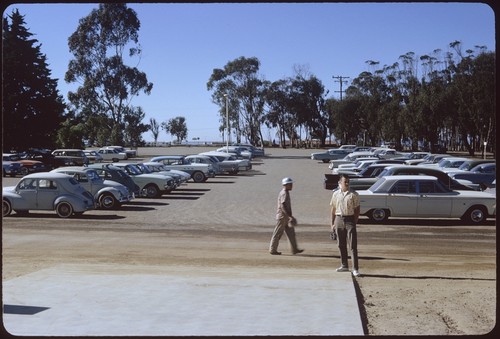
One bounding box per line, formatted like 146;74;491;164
2;146;496;335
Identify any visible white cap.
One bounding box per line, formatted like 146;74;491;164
282;177;294;185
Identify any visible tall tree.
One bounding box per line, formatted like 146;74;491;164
2;9;66;151
207;56;268;146
162;116;187;143
65;3;153;146
149;118;160;146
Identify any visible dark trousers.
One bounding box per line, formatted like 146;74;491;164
334;217;358;270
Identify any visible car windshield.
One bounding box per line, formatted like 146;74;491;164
124;164;142;175
136;164;153;174
85;170;102;182
369;177;388;192
457;162;475;171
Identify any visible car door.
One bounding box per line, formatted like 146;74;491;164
36;179;60;209
15;178;38;209
416;180;453;217
387;180;418;216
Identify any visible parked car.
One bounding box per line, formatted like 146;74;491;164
407;153;450;166
134;163;180;190
185;154;238;175
376;149;406;159
448;163;496;188
420;157;469;171
184;154;225;175
333;158;379;174
454;159;495;172
199;151;252;171
83;150;103;163
358;175;496;224
97;147;128;161
20;149;73;169
3;153;47;175
106;146;137;158
88;163;141;197
324;163;396;190
311;149;350;163
392;151;430;163
3;161;23;177
328;151;377;170
51;149;89;166
231;143;265;157
110;162;176;198
141;162;191;184
3;172;95;218
149;155;216;183
216;146;253;159
51;167;132;209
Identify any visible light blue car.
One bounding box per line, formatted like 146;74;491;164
3;172;95;218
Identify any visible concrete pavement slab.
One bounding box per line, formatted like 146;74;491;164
2;264;364;336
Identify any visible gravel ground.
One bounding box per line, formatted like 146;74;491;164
2;146;496;335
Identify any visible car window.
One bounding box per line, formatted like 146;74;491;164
39;179;57;190
86;170;101;181
390;180;417;194
18;178;37;190
418;181;435;193
73;173;88;183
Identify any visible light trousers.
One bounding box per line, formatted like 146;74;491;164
270;217;299;253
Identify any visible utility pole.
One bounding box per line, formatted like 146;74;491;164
332;75;349;100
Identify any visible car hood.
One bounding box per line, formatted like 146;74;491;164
3;186;16;193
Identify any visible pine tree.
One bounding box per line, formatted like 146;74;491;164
2;9;66;152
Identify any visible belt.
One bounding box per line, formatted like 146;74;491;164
336;215;354;219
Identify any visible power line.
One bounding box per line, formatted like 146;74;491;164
332;75;349;101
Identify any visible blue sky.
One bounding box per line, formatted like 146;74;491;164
3;2;495;143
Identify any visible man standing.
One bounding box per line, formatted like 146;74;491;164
330;174;361;276
269;177;304;255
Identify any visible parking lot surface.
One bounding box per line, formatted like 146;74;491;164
2;146;496;335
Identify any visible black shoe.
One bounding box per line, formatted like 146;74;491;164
293;249;304;255
270;251;282;255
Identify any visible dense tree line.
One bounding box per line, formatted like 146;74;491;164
208;47;495;156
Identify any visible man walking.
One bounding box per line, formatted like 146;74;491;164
269;177;304;255
330;174;361;276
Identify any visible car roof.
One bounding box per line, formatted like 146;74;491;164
151;155;184;159
382;175;439;181
22;172;73;179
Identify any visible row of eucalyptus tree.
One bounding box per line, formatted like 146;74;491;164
328;44;495;155
208;44;494;156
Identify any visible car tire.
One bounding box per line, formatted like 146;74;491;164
112;158;119;162
3;199;12;217
144;184;161;198
461;205;487;224
192;171;206;183
56;201;73;218
98;193;117;210
20;167;29;176
368;208;389;222
322;159;329;163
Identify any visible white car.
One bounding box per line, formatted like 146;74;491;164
199;151;252;171
358;175;496;224
83;150;103;163
98;147;128;161
328;151;375;170
107;146;137;158
149;155;216;183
